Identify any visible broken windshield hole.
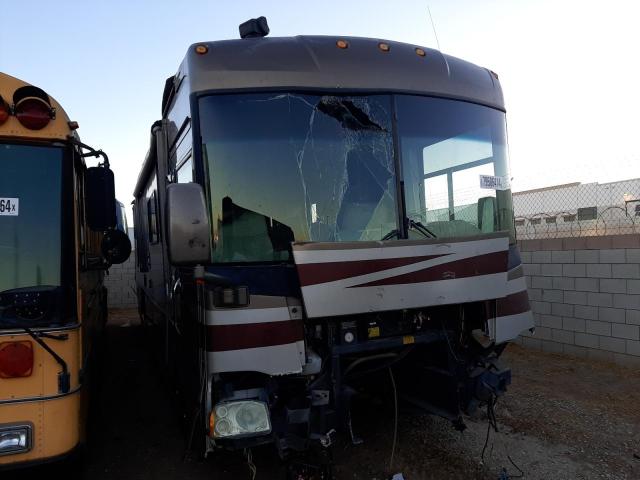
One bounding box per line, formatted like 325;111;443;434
316;97;386;132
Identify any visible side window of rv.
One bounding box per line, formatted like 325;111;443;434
134;200;150;272
177;156;193;183
148;191;159;244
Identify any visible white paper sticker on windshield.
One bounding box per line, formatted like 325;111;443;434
479;175;510;191
0;198;19;216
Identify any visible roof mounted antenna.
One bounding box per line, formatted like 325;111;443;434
239;16;270;39
427;6;441;51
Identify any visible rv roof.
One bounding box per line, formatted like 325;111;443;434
169;35;505;112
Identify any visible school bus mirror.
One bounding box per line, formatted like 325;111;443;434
166;182;212;265
86;166;117;231
101;229;132;265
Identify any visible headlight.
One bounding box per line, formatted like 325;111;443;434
211;401;271;439
0;424;32;456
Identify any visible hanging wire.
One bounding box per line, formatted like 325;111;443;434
244;448;257;480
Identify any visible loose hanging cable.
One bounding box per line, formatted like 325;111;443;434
480;393;525;478
481;394;498;464
244;448;257;480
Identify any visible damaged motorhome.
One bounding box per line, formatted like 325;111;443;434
132;17;534;470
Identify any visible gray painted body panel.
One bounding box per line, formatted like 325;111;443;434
173;36;504;111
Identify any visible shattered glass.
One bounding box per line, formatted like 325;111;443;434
200;93;397;263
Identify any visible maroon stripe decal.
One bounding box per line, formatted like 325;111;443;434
496;290;531;317
349;251;508;288
296;254;451;287
206;320;303;352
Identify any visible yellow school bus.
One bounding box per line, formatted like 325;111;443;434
0;72;130;468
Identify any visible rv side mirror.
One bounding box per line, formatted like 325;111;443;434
86;166;116;231
101;229;132;264
477;196;498;233
166;183;212;265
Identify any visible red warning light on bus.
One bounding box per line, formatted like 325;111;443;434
0;341;34;378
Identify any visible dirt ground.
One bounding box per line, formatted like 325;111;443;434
21;309;640;479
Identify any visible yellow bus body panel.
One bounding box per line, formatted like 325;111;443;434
0;71;73;141
0;326;83;466
0;327;81;400
0;71;106;467
0;392;81;465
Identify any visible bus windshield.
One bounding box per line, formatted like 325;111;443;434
0;144;63;292
396;95;515;243
200;93;397;263
199;93;514;263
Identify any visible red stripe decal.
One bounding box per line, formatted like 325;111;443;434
348;251;508;288
496;290;531;317
296;254;451;287
206;320;303;352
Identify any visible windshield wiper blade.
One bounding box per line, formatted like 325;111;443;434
23;327;71;393
381;228;401;241
381;220;437;241
408;219;437;239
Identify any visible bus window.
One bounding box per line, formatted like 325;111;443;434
148;192;159;244
115;201;128;233
177;156;193;183
398;95;515;242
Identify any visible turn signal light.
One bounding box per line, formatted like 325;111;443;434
0;341;34;378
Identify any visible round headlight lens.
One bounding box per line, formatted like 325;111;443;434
215;405;228;418
215;419;232;436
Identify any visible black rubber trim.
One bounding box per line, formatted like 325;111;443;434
0;384;82;406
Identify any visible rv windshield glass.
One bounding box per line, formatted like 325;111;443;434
396;95;515;242
200;93;397;263
199;93;514;263
0;144;63;292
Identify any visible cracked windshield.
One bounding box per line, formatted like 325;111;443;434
200;93;397;262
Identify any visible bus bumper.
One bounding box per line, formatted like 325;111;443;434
0;390;82;469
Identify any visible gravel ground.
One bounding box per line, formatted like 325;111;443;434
338;343;640;480
19;309;640;479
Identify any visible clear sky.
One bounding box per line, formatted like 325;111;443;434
2;0;639;223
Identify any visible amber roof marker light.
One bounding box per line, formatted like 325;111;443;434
378;42;390;52
336;39;349;49
415;48;426;57
195;44;209;55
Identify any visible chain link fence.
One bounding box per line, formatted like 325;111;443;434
513;178;640;239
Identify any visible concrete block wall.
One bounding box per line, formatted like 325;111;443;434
517;234;640;368
104;255;137;308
